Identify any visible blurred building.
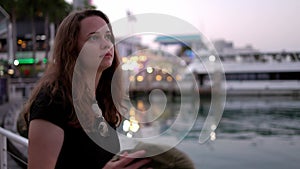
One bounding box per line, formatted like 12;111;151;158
116;36;145;57
212;39;233;53
212;39;259;55
0;17;47;77
73;0;93;10
154;34;206;64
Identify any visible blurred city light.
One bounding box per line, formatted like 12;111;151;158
209;55;216;62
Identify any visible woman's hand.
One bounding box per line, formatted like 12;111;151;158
103;150;151;169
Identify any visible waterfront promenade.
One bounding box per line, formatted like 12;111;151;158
0;97;27;169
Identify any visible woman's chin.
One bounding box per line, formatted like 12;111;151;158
99;62;113;71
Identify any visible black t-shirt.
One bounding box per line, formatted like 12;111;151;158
29;89;120;169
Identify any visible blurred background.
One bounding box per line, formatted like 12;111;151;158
0;0;299;168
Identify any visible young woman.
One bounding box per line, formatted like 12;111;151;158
23;9;151;169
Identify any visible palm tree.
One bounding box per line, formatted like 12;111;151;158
39;0;72;60
0;0;21;61
17;0;39;72
1;0;95;69
5;0;72;73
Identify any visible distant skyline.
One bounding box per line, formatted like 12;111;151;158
68;0;300;52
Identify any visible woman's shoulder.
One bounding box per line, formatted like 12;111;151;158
32;84;63;108
29;84;72;129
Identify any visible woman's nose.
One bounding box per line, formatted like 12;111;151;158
100;39;111;50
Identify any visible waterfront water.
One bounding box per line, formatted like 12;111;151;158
3;93;300;169
127;95;300;169
179;96;300;169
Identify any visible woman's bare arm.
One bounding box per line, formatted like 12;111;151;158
28;119;64;169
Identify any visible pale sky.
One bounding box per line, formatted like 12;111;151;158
69;0;300;52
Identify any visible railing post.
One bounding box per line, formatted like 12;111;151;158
0;135;7;169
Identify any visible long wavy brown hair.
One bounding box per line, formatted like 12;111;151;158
23;9;123;128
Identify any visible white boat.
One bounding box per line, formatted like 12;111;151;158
188;51;300;95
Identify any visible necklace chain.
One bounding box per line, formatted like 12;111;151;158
91;101;109;137
91;101;103;118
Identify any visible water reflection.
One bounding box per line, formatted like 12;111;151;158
119;94;199;142
121;95;300;169
122;95;300;141
202;96;300;140
218;97;300;139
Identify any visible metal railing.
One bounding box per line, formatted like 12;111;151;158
0;127;28;169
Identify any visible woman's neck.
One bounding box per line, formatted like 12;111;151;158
95;71;102;90
85;70;102;100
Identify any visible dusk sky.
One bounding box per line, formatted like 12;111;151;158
70;0;300;52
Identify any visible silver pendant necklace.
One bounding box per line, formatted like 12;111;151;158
91;101;109;137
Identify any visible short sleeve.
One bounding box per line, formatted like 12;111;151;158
29;88;69;130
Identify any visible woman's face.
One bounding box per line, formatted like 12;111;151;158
77;16;114;72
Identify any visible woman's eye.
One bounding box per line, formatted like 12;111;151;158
105;34;113;42
88;35;100;41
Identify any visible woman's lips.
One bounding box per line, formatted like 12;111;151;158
105;53;112;57
100;53;112;59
